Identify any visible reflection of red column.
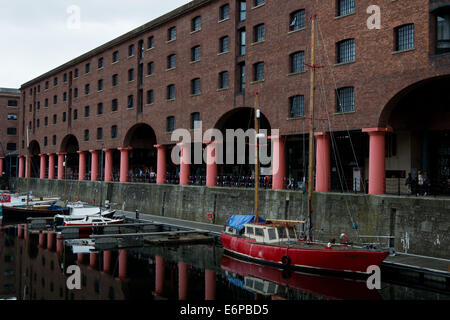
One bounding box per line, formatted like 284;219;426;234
178;143;190;185
314;132;331;192
47;232;55;251
38;232;46;248
56;233;63;256
205;269;216;300
18;156;25;178
104;149;113;182
178;262;188;300
362;128;392;195
0;156;3;177
118;249;128;280
48;154;55;179
205;142;218;187
103;251;112;274
17;224;24;239
89;253;98;269
39;154;46;179
271;136;286;190
118;147;132;182
57;152;66;180
154;145;167;184
154;256;165;296
77;253;85;264
90;150;99;181
77;151;86;181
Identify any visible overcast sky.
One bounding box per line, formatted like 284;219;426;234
0;0;190;88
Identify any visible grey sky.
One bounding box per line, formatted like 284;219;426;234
0;0;189;88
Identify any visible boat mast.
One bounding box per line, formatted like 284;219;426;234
26;128;30;208
307;15;317;242
254;92;260;223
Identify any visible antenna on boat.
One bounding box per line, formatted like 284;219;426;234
254;92;260;223
99;144;104;216
26;127;30;208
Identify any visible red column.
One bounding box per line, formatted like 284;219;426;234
17;224;24;239
314;132;331;192
154;256;165;296
178;262;188;300
118;147;132;182
57;152;66;180
89;253;98;269
90;150;99;181
362;128;393;195
0;157;4;177
56;233;63;256
154;145;167;184
38;232;46;248
77;253;85;265
205;142;218;187
48;154;55;179
118;249;128;280
103;251;112;274
39;154;46;179
18;156;25;178
104;149;113;182
178;143;190;185
271;136;286;190
47;232;55;251
77;151;86;181
205;269;216;300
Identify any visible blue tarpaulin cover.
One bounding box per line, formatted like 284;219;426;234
227;215;265;231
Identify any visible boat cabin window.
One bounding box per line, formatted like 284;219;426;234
255;228;264;237
277;228;287;239
246;226;254;235
287;227;296;239
267;228;277;240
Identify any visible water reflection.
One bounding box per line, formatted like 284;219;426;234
1;225;449;300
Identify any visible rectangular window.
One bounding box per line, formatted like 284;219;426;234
191;112;200;129
53;95;57;104
45;98;49;108
7;142;16;150
254;0;264;7
6;128;17;135
85;63;90;74
8;100;18;107
113;51;119;63
62;112;66;122
54;77;58;86
84;130;89;141
128;69;134;81
336;87;355;112
45;81;49;89
85;84;90;95
53;135;57;146
74;109;78;120
168;54;176;69
289;95;305;117
129;44;135;56
290;9;306;31
43;137;48;147
239;28;246;56
146;90;154;104
111;125;118;139
436;11;450;54
85;106;90;117
192;16;201;32
167;84;175;100
147;61;154;75
98;79;104;91
253;62;264;81
148;36;154;49
37;119;40;128
74;68;79;78
127;95;134;108
7;113;17;120
112;74;118;86
254;24;265;42
97;103;103;115
191;78;201;95
337;39;355;63
220;4;229;20
395;24;415;51
45;117;48;126
337;0;355;17
53;114;57;124
168;27;176;41
220;36;229;53
219;71;229;89
74;88;78;98
255;228;264;237
97;128;103;140
268;228;277;240
239;1;247;22
191;46;200;61
290;51;305;73
98;57;104;69
167;116;175;132
63;73;67;83
112;99;118;112
239;62;246;93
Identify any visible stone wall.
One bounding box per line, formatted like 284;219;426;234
11;178;450;259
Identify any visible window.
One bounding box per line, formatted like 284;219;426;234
97;103;103;115
147;61;154;75
45;81;49;89
168;54;176;69
336;87;355;112
289;95;305;117
268;228;277;240
43;137;48;147
74;109;78;120
191;112;200;129
167;84;175;100
220;4;229;20
336;0;355;17
290;51;305;73
436;10;450;54
128;44;135;56
44;99;49;108
98;79;104;91
45;117;48;126
63;73;67;83
6;142;16;151
7;100;18;107
239;62;246;93
246;226;254;234
37;119;40;127
112;51;119;63
254;0;264;7
74;88;78;98
168;27;176;41
98;57;104;69
7;113;17;120
148;36;154;49
85;84;90;95
37;85;40;92
84;106;90;117
128;69;134;81
395;24;415;51
112;74;118;86
219;36;229;53
6;128;17;135
63;92;67;101
138;40;144;59
84;130;89;141
54;77;58;86
337;39;355;63
52;135;57;146
191;78;201;95
53;114;57;124
239;1;247;22
167;116;175;132
192;16;201;32
97;128;103;140
112;99;118;112
255;228;264;237
127;95;134;108
74;68;79;78
111;125;118;139
53;95;57;104
192;46;201;61
146;90;154;104
62;112;66;122
37;101;40;109
219;71;229;89
253;62;264;81
85;63;90;74
239;28;246;56
254;24;265;42
290;9;306;31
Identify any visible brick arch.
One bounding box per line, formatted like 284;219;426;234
28;140;40;156
123;122;157;148
60;134;79;153
213;107;272;133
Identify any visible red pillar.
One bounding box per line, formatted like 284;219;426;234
77;253;85;265
18;156;25;178
118;147;132;182
178;262;188;300
17;224;24;239
362;128;393;195
271;136;286;190
77;151;86;181
56;233;63;256
154;145;167;184
38;232;46;248
47;232;55;251
103;251;112;274
205;142;218;187
89;252;98;269
205;269;216;300
48;154;55;179
104;149;113;182
154;256;165;296
0;157;4;177
57;152;66;180
118;249;128;280
314;132;331;192
178;143;190;185
39;154;46;179
90;150;99;181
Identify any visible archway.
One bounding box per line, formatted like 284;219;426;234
60;134;79;180
123;123;157;182
28;140;40;178
379;75;450;195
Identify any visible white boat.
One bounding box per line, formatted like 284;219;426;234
53;201;116;225
63;215;124;238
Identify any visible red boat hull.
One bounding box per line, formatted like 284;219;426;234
221;233;389;274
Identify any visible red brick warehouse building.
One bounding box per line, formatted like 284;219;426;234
0;88;20;178
18;0;450;195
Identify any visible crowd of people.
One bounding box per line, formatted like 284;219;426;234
405;167;450;196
